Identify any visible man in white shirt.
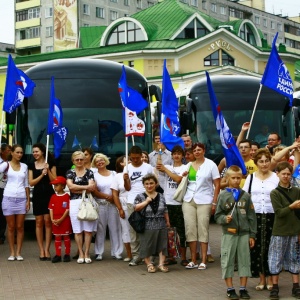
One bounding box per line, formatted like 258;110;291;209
124;146;154;266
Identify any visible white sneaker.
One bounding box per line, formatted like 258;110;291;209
95;254;103;261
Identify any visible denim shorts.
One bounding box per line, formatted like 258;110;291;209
2;196;26;216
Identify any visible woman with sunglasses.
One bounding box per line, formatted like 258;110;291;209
66;151;96;264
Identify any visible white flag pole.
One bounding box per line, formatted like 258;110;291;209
0;111;5;146
131;135;135;146
125;136;128;173
246;84;263;139
45;134;49;163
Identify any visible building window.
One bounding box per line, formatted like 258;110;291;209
177;19;209;39
239;23;257;46
254;16;260;25
46;26;53;37
211;3;217;13
229;8;243;19
16;10;28;22
277;23;282;32
204;51;219;66
285;38;295;48
46;46;53;53
107;21;145;45
271;21;275;29
204;50;234;66
124;0;129;5
27;27;40;39
191;0;198;7
202;0;207;10
264;33;268;40
110;0;118;2
220;6;226;15
148;1;154;7
137;0;142;8
263;19;267;27
83;23;90;27
19;30;26;40
129;61;134;67
110;10;118;21
45;7;53;18
96;7;105;18
28;7;40;19
83;4;90;15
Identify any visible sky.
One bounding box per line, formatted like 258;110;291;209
0;0;299;44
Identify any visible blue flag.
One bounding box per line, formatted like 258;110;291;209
206;72;247;175
90;136;99;150
47;77;63;135
118;65;148;114
3;54;36;113
53;126;68;158
261;32;293;106
160;60;184;151
72;135;80;149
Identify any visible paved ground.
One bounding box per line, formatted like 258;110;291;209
0;222;296;300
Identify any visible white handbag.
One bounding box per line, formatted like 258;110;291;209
77;190;99;221
173;163;191;203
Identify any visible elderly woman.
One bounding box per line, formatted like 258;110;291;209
134;174;170;273
92;153;123;261
0;145;30;261
28;143;56;261
243;148;279;291
66;151;96;264
182;143;220;270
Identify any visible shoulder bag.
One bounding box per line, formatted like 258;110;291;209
173;163;192;203
77;190;99;221
128;198;149;233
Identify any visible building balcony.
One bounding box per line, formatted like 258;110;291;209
285;32;300;43
16;0;41;11
16;18;40;30
16;38;41;49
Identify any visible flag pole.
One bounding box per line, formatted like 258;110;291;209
246;84;263;139
0;111;4;146
45;134;49;163
131;135;135;146
125;136;128;173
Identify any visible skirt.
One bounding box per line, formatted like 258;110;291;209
69;198;97;234
139;227;168;258
2;196;26;216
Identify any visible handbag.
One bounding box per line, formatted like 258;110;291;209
167;227;181;258
173;163;191;203
77;190;99;221
128;204;148;233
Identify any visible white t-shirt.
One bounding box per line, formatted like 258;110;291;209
0;162;29;198
93;171;116;200
124;162;154;204
183;158;220;205
164;164;186;205
243;172;279;214
111;172;128;207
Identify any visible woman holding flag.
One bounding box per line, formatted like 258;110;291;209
29;143;57;261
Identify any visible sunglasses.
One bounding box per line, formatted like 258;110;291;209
74;158;84;162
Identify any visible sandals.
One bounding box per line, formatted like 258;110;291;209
185;261;199;269
255;284;265;291
180;259;189;266
164;258;177;265
147;263;156;273
198;263;207;270
157;264;169;273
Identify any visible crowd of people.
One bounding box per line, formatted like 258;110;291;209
1;123;300;300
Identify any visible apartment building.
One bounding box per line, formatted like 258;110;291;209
15;0;159;55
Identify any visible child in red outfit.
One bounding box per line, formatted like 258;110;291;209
48;176;72;263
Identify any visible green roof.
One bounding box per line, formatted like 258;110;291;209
80;26;106;48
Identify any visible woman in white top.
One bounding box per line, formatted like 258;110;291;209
182;143;220;270
243;148;279;291
92;153;123;261
0;145;30;261
111;155;132;261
